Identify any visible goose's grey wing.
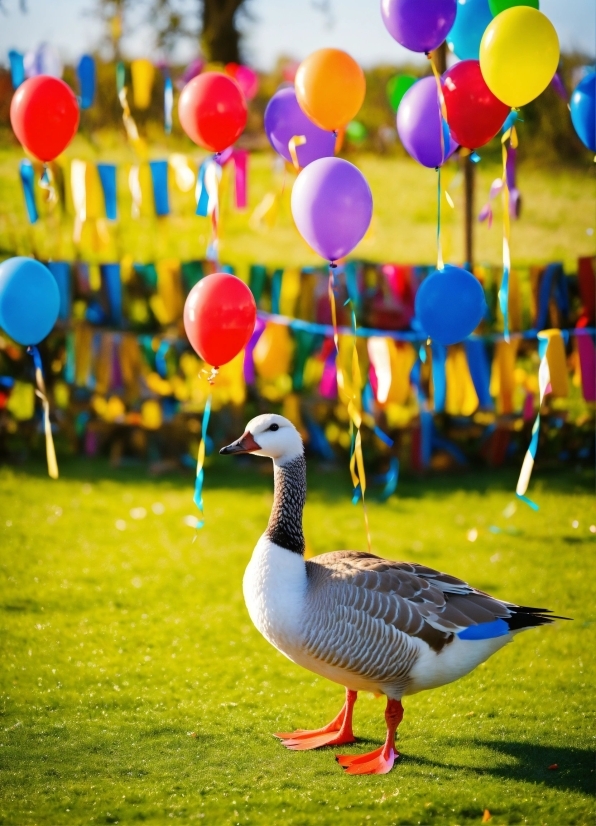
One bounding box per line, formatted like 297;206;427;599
301;551;545;690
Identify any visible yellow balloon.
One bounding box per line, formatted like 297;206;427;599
480;7;559;108
295;49;366;132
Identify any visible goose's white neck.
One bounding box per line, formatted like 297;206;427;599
243;536;307;656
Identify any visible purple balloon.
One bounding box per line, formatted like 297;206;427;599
291;157;373;262
397;76;458;168
264;86;336;167
381;0;457;54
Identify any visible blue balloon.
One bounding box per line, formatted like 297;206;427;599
415;265;486;345
570;72;596;153
447;0;493;61
0;257;60;345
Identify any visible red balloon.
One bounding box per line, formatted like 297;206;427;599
10;76;79;163
178;72;247;153
442;60;510;150
184;273;256;367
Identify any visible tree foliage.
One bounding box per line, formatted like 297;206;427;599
93;0;252;63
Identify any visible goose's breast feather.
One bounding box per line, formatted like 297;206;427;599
301;551;513;692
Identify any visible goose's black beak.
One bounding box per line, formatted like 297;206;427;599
219;431;261;455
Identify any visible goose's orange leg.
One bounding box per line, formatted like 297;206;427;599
275;689;358;750
337;698;403;775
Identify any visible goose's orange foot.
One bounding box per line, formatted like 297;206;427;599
336;744;399;775
337;698;403;775
274;688;357;751
276;728;357;750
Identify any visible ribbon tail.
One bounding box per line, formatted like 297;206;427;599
29;346;59;480
288;135;307;170
193;394;212;530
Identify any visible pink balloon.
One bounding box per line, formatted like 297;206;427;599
226;63;259;100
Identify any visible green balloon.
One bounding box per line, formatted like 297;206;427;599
488;0;539;15
386;75;417;112
346;120;368;142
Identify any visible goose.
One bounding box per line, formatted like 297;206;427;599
220;413;565;775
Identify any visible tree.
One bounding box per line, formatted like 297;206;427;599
94;0;252;64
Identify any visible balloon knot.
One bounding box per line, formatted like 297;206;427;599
329;262;337;269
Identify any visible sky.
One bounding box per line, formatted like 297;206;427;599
0;0;594;70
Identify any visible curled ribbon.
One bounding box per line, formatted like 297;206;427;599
515;333;550;510
193;393;212;530
28;346;58;480
196;157;222;263
328;267;372;552
436;166;444;271
426;52;448;166
117;65;147;158
499;123;518;342
288;135;307;170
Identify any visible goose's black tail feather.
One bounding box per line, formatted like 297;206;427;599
505;606;572;632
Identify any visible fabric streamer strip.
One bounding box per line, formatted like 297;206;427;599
164;76;173;135
27;346;58;480
515;333;550;510
193;394;212;529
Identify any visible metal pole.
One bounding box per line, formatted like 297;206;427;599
463;156;475;270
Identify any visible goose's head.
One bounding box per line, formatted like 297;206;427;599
219;414;303;465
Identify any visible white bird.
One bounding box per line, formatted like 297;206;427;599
220;413;565;775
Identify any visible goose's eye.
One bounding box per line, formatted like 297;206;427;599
269;423;279;432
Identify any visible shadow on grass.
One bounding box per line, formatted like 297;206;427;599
405;739;595;796
2;455;595;503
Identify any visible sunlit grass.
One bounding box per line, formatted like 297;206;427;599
1;458;594;825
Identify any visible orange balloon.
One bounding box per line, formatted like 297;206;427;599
295;49;366;132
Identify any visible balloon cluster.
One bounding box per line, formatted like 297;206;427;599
385;0;560;167
265;49;372;264
380;0;560;344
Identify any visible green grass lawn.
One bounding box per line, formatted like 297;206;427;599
0;458;594;825
0;139;594;276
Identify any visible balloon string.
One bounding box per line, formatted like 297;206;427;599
193;393;212;531
436;166;443;269
27;346;58;480
328;267;372;553
288;135;307;170
499;125;517;342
